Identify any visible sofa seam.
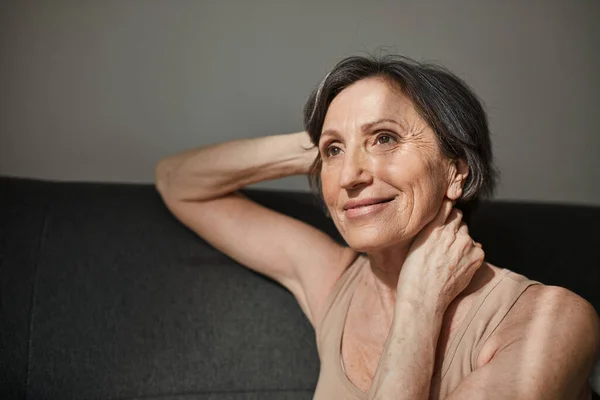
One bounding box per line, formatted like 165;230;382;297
24;184;52;400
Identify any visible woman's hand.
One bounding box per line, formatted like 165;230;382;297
396;199;485;315
369;200;483;400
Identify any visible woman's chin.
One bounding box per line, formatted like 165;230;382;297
333;211;414;253
343;230;406;254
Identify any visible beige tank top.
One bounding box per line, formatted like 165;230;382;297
313;255;541;400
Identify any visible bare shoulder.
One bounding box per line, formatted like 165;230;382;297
479;281;600;368
307;246;361;328
504;284;599;338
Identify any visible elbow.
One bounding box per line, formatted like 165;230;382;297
154;158;207;204
155;159;174;200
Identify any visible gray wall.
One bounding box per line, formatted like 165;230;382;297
1;0;599;205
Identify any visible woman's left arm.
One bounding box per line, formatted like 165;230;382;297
444;286;600;400
368;297;444;400
368;201;485;400
368;199;600;399
368;280;600;400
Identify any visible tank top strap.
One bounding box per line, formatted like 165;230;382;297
468;270;543;368
315;253;365;355
437;268;511;379
438;268;542;384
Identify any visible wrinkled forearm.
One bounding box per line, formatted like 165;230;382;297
368;299;444;400
155;132;316;202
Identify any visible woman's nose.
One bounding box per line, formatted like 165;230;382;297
339;148;373;190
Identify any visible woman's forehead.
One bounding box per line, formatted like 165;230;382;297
322;77;417;134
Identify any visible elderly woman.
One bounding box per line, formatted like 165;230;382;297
155;55;599;399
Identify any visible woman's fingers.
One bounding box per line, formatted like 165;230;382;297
401;198;486;309
420;199;455;238
434;199;455;228
445;208;463;235
455;222;482;250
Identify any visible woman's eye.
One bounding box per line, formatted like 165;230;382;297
375;133;396;144
375;134;394;145
325;146;341;157
375;134;392;144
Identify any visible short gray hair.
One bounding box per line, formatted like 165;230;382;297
304;54;499;211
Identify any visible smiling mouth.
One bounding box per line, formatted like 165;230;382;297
345;197;395;210
342;197;396;219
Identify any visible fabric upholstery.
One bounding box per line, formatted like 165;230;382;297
1;176;598;399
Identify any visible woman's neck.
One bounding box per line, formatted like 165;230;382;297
363;243;411;321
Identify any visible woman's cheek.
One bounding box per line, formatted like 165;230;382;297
371;150;409;182
320;167;339;208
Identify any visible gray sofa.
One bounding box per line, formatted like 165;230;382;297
1;176;599;399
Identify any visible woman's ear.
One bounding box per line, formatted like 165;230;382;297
446;158;469;201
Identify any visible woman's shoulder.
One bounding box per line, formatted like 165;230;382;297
477;263;593;316
458;262;507;298
460;262;539;298
475;264;600;368
505;280;597;332
312;248;363;331
467;263;587;335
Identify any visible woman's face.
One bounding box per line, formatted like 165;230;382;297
319;76;467;252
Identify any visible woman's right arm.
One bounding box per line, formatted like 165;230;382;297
156;132;316;202
155;132;357;328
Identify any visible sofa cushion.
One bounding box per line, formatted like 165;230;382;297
1;176;599;399
1;177;319;400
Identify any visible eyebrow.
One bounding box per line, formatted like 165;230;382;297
320;118;402;142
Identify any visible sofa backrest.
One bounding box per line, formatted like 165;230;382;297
1;177;599;399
